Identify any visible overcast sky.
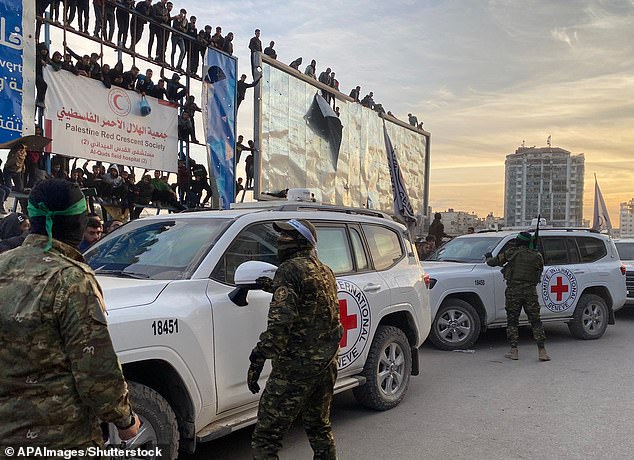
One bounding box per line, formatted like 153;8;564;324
38;0;634;224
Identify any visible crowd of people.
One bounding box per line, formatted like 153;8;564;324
36;42;198;108
36;0;426;127
36;0;236;77
23;0;427;226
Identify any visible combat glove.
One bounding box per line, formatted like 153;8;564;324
247;349;265;394
256;276;275;293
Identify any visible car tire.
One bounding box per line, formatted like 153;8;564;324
568;293;609;340
429;299;481;350
108;382;179;460
352;325;412;411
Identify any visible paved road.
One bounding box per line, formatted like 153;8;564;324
196;307;634;460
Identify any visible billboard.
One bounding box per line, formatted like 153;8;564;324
255;57;430;221
43;67;178;171
0;0;35;142
202;48;237;209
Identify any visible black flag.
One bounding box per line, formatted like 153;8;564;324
304;93;342;170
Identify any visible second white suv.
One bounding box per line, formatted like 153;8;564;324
422;229;626;350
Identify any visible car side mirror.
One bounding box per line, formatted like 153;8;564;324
228;261;278;306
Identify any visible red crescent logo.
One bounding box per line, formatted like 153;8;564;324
108;88;131;116
113;95;123;111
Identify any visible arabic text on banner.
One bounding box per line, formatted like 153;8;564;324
43;67;178;172
0;0;35;142
202;48;237;209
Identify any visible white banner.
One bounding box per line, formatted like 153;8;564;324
43;67;178;171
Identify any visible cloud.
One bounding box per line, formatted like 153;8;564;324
551;28;577;48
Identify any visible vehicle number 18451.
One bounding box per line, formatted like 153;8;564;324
151;319;179;336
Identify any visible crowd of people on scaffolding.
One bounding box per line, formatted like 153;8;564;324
36;0;234;73
35;0;426;128
5;0;429;246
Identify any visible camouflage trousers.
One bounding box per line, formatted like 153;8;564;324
505;282;546;348
252;361;338;460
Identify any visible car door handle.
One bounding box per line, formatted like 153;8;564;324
573;270;585;274
363;283;382;292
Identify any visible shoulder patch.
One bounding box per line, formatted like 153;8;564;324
274;286;289;302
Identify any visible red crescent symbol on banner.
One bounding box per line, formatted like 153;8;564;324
113;95;124;111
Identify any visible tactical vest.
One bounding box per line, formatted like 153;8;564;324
502;247;543;284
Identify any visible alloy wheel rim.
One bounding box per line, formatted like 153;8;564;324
581;302;604;334
378;342;406;397
437;309;471;343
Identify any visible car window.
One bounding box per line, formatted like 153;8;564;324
576;237;607;263
363;224;403;270
85;218;229;280
316;227;354;275
211;222;279;284
541;237;571;265
349;227;369;271
566;238;581;264
427;236;502;263
615;242;634;260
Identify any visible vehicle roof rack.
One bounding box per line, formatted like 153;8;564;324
532;227;600;233
477;227;601;234
267;203;393;219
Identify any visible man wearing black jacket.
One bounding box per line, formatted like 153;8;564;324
237;74;261;109
131;0;152;48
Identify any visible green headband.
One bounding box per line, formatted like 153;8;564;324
27;197;87;251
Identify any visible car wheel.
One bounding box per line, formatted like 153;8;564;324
429;299;481;350
107;382;179;460
568;294;609;340
353;325;412;411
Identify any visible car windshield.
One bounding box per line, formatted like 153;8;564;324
84;218;231;280
427;236;503;263
615;242;634;260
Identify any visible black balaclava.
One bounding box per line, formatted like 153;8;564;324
0;213;28;240
275;219;318;263
277;230;314;263
29;180;87;250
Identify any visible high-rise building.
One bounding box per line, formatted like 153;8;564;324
620;199;634;238
504;146;584;227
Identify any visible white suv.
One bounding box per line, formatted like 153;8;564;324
422;229;626;350
84;204;431;457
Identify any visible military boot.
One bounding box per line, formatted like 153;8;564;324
504;347;518;360
538;346;551;362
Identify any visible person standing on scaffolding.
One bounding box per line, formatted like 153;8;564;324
249;28;262;79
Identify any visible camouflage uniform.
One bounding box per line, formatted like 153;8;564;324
0;234;133;448
487;245;546;347
251;248;343;460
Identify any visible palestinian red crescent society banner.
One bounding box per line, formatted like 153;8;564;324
44;67;178;172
